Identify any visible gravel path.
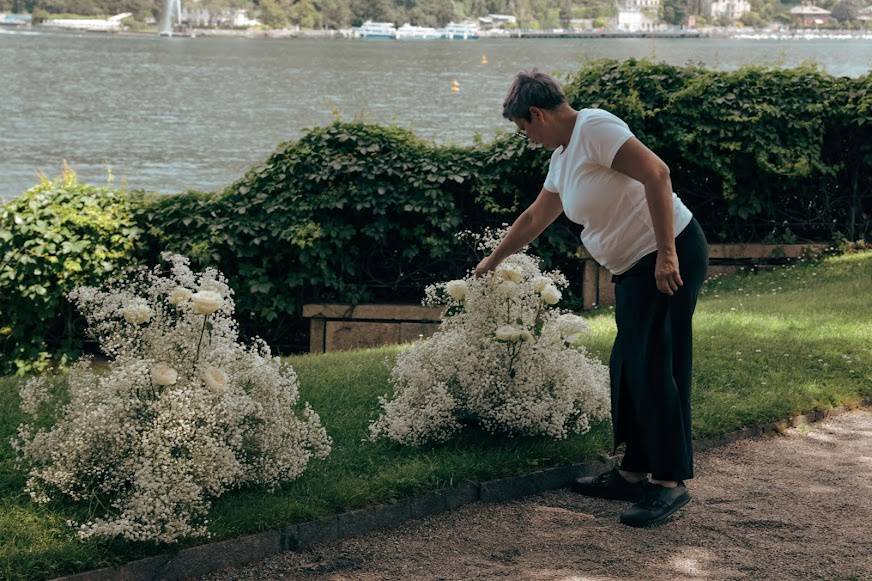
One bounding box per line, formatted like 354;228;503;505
202;409;872;581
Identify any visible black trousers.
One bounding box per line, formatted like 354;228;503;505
609;217;708;482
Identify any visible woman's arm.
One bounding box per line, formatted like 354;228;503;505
474;187;564;276
610;137;684;295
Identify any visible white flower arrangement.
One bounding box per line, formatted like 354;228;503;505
368;229;611;447
11;253;331;543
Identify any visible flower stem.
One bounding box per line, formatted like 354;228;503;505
193;316;208;371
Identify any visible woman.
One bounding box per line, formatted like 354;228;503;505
475;69;708;528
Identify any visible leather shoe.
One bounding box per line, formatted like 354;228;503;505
620;481;691;527
570;468;647;502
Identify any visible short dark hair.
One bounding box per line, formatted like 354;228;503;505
502;69;566;121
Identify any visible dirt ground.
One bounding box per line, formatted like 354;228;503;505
202;409;872;581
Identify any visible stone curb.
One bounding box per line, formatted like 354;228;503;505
51;401;870;581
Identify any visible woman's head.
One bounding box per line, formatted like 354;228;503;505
502;69;571;150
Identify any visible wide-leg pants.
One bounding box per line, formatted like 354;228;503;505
609;217;708;482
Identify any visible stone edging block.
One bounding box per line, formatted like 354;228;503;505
51;401;869;581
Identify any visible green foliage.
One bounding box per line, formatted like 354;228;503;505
831;0;863;21
256;0;287;28
0;167;143;376
563;59;872;243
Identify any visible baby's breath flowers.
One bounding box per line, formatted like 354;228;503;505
12;253;331;543
369;228;610;446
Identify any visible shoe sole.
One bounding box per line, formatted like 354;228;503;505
620;494;691;528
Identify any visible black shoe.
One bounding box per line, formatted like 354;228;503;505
570;468;647;502
620;481;691;527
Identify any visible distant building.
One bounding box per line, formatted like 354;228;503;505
789;4;832;26
707;0;751;20
618;8;657;30
630;0;661;10
618;0;660;31
231;9;259;27
478;14;517;29
858;5;872;21
181;6;212;27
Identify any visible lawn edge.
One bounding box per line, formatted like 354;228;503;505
51;399;872;581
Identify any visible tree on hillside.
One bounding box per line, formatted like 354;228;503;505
831;0;861;21
291;0;322;27
257;0;288;26
350;0;395;23
661;0;688;24
558;0;572;26
317;0;352;28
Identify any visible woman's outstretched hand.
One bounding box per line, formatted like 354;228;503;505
655;250;683;295
474;255;497;277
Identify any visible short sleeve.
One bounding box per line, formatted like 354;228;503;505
542;150;561;193
580;109;635;168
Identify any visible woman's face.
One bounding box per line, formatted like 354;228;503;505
512;108;560;150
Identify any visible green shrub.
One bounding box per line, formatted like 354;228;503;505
0;167;143;375
563;59;871;243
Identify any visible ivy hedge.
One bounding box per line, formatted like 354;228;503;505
0;168;143;375
2;59;870;374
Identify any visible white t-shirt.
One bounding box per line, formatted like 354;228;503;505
543;108;693;275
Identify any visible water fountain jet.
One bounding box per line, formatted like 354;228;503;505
159;0;182;36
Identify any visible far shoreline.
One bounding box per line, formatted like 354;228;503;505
4;23;872;41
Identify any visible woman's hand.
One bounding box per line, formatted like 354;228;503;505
474;255;497;277
655;250;683;295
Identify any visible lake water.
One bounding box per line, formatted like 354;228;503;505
2;28;871;201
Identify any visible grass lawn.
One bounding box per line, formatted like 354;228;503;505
1;251;870;580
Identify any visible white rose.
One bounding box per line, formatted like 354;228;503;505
495;325;522;342
531;276;552;292
200;366;228;395
496;281;520;298
168;286;193;306
191;291;223;316
540;284;562;305
495;264;524;283
445;280;468;302
150;363;178;386
121;301;153;325
556;313;589;340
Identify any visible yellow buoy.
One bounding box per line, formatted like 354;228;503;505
451;79;460;93
481;54;488;64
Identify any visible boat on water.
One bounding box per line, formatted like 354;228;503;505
395;23;442;39
442;21;480;39
355;19;481;40
357;21;397;39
